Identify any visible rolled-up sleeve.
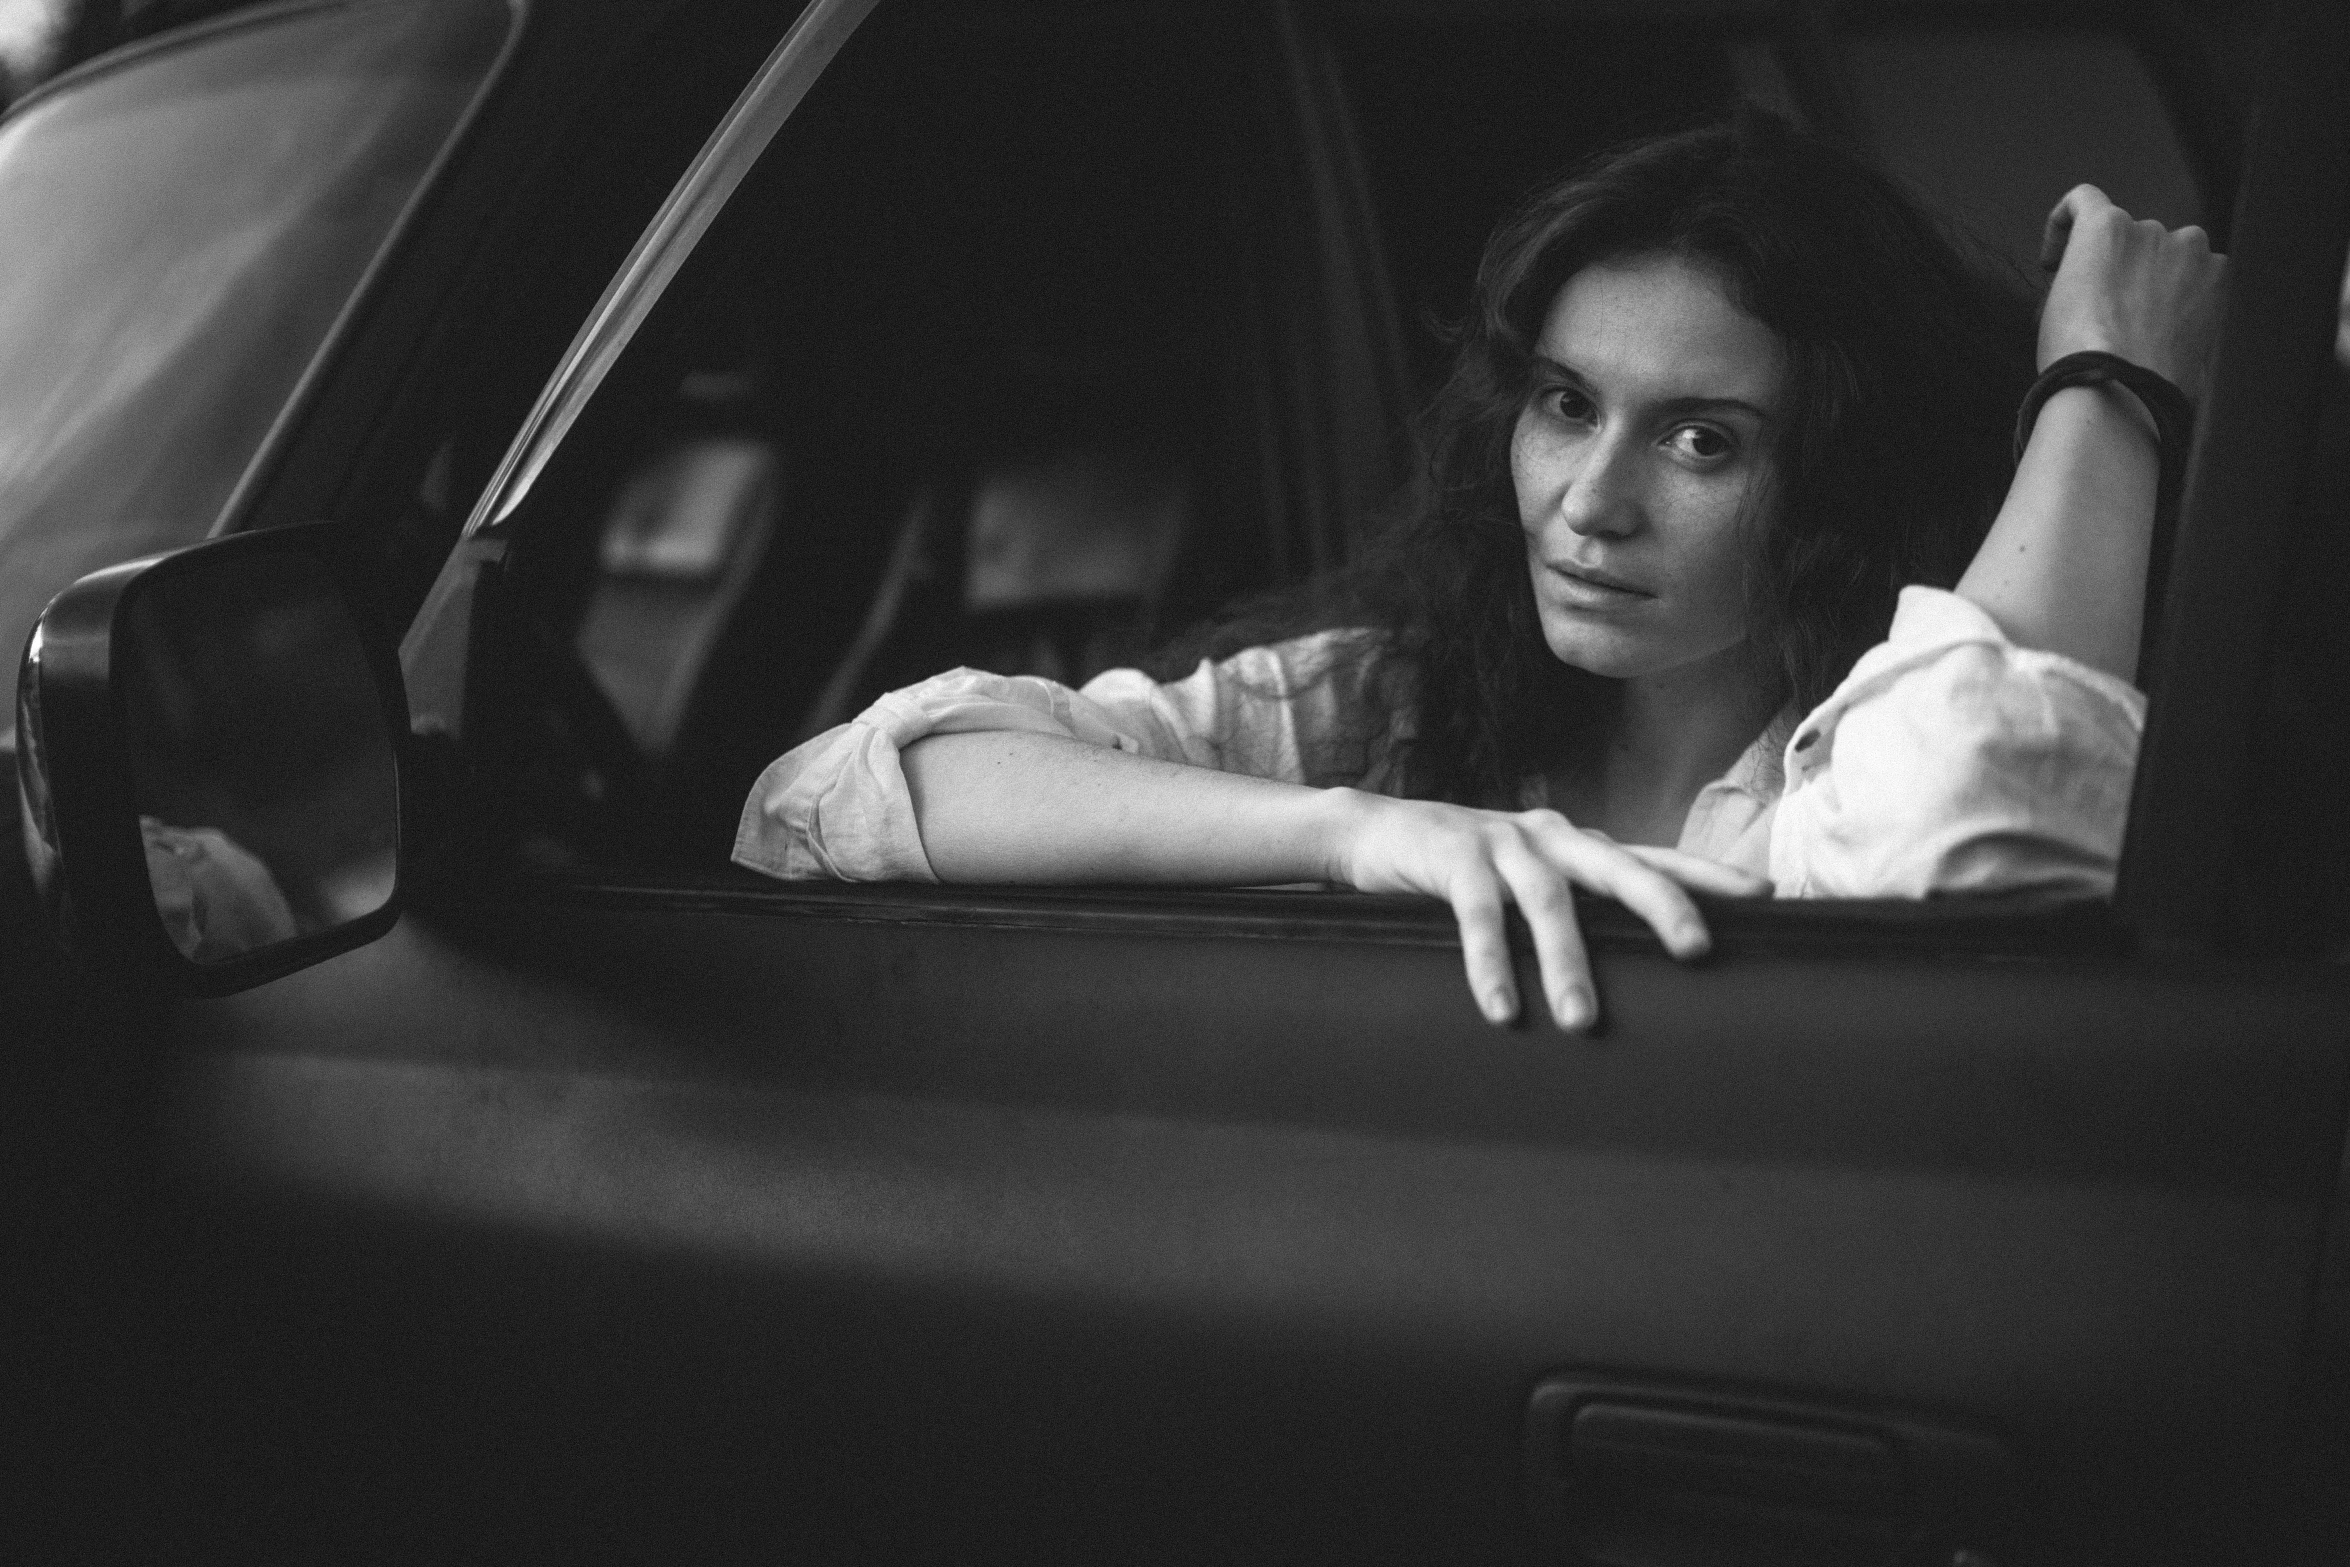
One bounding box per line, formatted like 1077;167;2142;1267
733;631;1389;882
1769;586;2145;898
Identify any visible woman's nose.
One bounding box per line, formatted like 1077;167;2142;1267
1557;429;1643;538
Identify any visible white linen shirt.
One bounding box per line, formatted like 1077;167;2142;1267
734;586;2145;899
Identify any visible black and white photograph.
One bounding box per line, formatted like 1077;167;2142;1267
3;0;2347;1561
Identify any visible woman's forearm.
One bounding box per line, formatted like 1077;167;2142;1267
899;729;1363;884
1955;383;2158;681
897;728;1752;1032
1961;184;2223;682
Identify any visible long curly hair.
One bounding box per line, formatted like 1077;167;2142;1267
1156;110;2037;804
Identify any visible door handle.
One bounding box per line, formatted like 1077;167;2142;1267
1525;1373;2017;1567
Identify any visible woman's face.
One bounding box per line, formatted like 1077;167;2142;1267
1511;253;1785;686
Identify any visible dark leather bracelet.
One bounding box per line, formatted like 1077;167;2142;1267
2013;350;2196;683
2012;349;2195;474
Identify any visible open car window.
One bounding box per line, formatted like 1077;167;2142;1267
472;0;1351;867
425;0;2258;943
463;0;1780;875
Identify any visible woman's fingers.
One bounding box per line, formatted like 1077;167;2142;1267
1576;839;1713;963
2038;183;2115;273
2035;183;2227;393
1623;844;1771;898
1512;810;1707;959
2039;183;2115;272
1445;868;1520;1025
1341;799;1534;1026
1493;844;1595;1030
1475;818;1737;1033
1517;818;1713;1026
1348;801;1738;1032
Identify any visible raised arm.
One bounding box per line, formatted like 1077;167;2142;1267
1956;185;2227;679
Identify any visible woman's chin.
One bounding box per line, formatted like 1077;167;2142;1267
1540;624;1658;680
1540;619;1755;686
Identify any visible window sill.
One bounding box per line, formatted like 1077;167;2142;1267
461;862;2134;963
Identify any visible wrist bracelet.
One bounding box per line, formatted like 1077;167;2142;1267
2013;350;2196;683
2012;349;2195;471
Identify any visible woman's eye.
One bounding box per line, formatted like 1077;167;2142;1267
1545;386;1596;423
1667;424;1735;463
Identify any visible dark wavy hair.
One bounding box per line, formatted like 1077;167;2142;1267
1157;110;2037;804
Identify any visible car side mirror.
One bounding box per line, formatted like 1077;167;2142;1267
15;525;405;996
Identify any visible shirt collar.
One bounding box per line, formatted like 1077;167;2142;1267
1708;704;1799;804
1514;705;1802;815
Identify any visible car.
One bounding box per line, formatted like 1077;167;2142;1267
4;0;2347;1560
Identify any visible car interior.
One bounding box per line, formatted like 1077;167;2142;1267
472;0;1849;872
456;0;2287;898
499;0;1276;862
304;0;2350;956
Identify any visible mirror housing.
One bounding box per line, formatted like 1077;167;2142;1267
15;524;406;996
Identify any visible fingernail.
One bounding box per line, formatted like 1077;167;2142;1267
1481;989;1514;1024
1553;985;1593;1031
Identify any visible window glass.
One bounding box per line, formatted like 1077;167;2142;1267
0;0;512;687
463;3;2168;913
1847;29;2200;275
333;3;802;665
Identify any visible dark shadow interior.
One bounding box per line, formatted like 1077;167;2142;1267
507;0;1289;863
1323;5;1743;402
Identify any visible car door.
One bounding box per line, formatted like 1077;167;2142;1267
0;3;529;1553
20;0;2350;1563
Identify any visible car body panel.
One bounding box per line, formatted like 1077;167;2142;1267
160;878;2350;1552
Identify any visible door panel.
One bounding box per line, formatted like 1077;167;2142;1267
164;884;2350;1556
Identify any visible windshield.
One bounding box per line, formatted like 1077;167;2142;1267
0;0;513;693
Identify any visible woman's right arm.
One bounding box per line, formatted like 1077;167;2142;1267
900;728;1759;1031
901;728;1353;885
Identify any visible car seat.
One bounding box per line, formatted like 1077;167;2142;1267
792;445;1189;743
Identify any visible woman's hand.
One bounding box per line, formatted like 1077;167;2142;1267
1323;793;1769;1031
2038;184;2227;397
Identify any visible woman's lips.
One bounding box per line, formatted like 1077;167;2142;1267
1546;563;1653;606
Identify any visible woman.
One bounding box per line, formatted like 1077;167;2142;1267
735;114;2224;1032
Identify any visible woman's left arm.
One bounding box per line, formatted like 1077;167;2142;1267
1955;185;2227;680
